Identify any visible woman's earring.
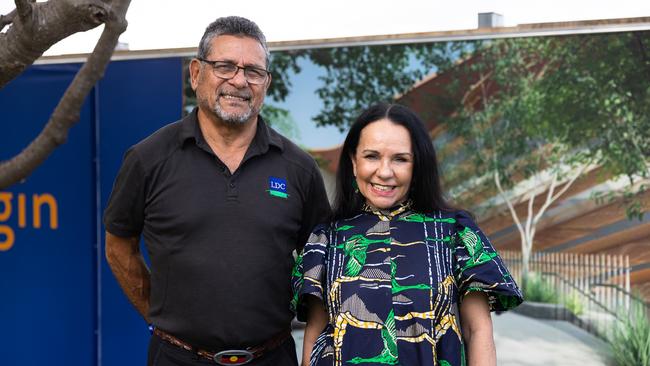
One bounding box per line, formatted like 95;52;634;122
352;178;359;193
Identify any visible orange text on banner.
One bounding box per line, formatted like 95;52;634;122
0;192;59;251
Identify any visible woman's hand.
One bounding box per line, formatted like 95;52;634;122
302;295;328;366
460;291;496;366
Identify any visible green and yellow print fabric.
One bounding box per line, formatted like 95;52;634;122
291;208;522;366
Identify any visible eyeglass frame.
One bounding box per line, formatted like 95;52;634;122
196;58;270;85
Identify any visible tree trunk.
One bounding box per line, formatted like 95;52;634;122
522;248;530;294
0;0;132;188
494;163;590;294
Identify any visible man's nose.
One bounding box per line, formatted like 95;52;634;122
228;68;248;87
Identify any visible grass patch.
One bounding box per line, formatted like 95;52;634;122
609;300;650;366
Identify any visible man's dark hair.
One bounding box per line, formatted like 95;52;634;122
333;102;452;219
197;16;270;67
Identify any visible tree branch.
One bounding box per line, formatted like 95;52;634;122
532;172;558;228
0;0;131;189
524;187;536;247
527;174;556;247
530;162;590;235
494;170;528;254
0;0;112;88
15;0;34;19
0;9;16;32
550;162;589;202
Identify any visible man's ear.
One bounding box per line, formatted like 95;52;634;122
189;59;202;91
264;72;272;91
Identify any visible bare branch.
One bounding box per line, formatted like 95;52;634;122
15;0;33;19
0;0;112;88
0;9;16;31
531;162;590;232
532;172;558;227
0;0;132;189
524;188;536;246
528;174;556;246
494;170;528;253
550;163;589;202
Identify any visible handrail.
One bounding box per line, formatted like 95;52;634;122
590;283;650;310
541;271;620;319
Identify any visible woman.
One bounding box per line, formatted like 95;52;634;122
291;103;523;366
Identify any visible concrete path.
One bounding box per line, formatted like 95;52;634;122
292;312;612;365
493;312;611;366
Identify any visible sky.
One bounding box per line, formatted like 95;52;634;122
2;0;649;55
2;0;650;148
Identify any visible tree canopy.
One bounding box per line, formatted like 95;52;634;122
259;31;649;220
440;32;650;219
264;42;471;131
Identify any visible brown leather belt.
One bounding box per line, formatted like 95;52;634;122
153;327;291;365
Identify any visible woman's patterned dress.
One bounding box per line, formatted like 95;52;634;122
291;203;523;366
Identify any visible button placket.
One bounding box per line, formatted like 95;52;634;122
226;171;240;200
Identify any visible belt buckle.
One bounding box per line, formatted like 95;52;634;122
213;350;254;365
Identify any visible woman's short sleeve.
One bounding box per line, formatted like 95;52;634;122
453;211;523;312
291;224;330;322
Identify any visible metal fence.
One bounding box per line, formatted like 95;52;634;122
500;250;648;338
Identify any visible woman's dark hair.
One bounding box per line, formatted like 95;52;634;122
333;102;451;219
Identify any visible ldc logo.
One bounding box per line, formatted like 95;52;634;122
270;181;286;190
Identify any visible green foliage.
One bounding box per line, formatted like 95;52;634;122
563;291;584;316
609;300;650;366
260;104;300;140
267;42;478;131
524;273;559;303
592;184;648;221
307;43;469;130
440;32;650;218
267;50;305;102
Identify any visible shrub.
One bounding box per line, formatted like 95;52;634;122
524;272;559;303
563;291;584;316
609;300;650;366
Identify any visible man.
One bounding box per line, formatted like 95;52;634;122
104;16;330;366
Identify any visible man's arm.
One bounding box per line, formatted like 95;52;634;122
105;231;151;322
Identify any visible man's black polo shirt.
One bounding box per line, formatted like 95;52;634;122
104;109;331;350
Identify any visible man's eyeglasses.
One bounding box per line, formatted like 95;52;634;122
197;58;269;85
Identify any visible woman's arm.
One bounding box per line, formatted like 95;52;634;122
460;291;496;366
302;295;328;366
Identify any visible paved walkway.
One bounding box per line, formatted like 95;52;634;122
493;312;611;366
292;312;612;365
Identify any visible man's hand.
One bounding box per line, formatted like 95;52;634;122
105;231;151;322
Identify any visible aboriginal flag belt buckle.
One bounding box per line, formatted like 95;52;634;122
213;350;255;365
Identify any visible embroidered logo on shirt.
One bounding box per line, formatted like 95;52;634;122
268;176;288;199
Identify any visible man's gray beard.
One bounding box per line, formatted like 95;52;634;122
214;101;258;125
